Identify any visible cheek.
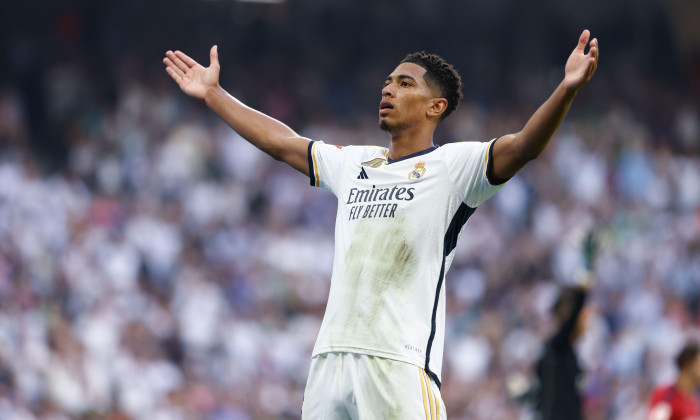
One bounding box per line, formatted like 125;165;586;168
403;97;425;114
579;309;593;330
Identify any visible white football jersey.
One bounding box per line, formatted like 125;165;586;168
307;139;505;387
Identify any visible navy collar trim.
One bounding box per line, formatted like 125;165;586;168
386;145;439;164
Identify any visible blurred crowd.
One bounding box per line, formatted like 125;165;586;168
0;1;699;420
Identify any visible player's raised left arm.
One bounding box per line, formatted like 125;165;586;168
489;30;599;184
163;46;311;176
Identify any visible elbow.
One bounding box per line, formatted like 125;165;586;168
268;142;295;163
265;139;287;161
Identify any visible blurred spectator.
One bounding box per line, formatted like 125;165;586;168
534;285;593;420
648;343;700;420
0;1;698;419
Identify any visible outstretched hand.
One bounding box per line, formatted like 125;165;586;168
564;30;599;92
164;46;220;100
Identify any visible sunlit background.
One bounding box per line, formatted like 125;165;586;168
0;0;698;419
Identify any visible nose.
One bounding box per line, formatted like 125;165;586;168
382;83;395;97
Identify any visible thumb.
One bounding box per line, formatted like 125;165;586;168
210;45;219;67
575;30;590;52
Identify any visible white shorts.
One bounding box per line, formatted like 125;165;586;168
302;352;446;420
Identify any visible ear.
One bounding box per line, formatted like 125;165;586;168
426;98;448;119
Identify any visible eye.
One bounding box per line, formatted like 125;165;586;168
401;81;412;87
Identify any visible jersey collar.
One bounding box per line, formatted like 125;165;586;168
386;145;439;164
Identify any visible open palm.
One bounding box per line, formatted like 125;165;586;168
164;46;220;100
564;30;599;91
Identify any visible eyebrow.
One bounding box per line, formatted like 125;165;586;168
384;74;418;84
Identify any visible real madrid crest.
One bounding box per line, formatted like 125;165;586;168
408;161;426;180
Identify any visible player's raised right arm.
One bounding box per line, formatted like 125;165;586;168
163;46;310;176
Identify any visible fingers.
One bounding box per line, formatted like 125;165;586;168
589;38;599;62
586;59;596;80
165;65;183;85
174;50;197;68
586;48;598;80
210;45;219;67
166;50;191;74
576;29;590;52
163;56;185;79
587;37;599;80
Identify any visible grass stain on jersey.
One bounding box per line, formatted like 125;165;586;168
340;216;417;345
345;217;416;287
385;406;403;420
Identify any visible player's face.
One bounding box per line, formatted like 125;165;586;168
379;62;436;133
690;355;700;386
572;305;593;342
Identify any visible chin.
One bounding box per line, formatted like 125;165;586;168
379;116;398;132
379;119;407;137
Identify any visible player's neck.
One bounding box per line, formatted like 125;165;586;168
387;127;435;161
676;373;697;395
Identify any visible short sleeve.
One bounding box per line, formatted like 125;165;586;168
308;140;345;194
444;138;507;208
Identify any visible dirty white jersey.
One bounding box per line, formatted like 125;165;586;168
307;139;506;387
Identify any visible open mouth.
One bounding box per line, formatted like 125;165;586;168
379;101;394;113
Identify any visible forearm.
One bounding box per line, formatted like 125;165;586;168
204;85;307;162
164;47;311;175
551;289;587;349
512;81;578;161
485;31;597;184
489;81;579;183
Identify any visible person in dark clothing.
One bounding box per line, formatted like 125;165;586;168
534;229;597;420
535;285;592;420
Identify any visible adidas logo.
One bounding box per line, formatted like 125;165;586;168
357;168;369;179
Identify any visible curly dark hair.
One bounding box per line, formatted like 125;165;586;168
676;342;700;370
401;52;463;121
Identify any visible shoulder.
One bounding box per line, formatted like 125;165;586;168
441;140;492;158
356;145;389;157
317;142;386;154
650;385;677;406
651;385;671;399
339;144;389;163
442;140;490;149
